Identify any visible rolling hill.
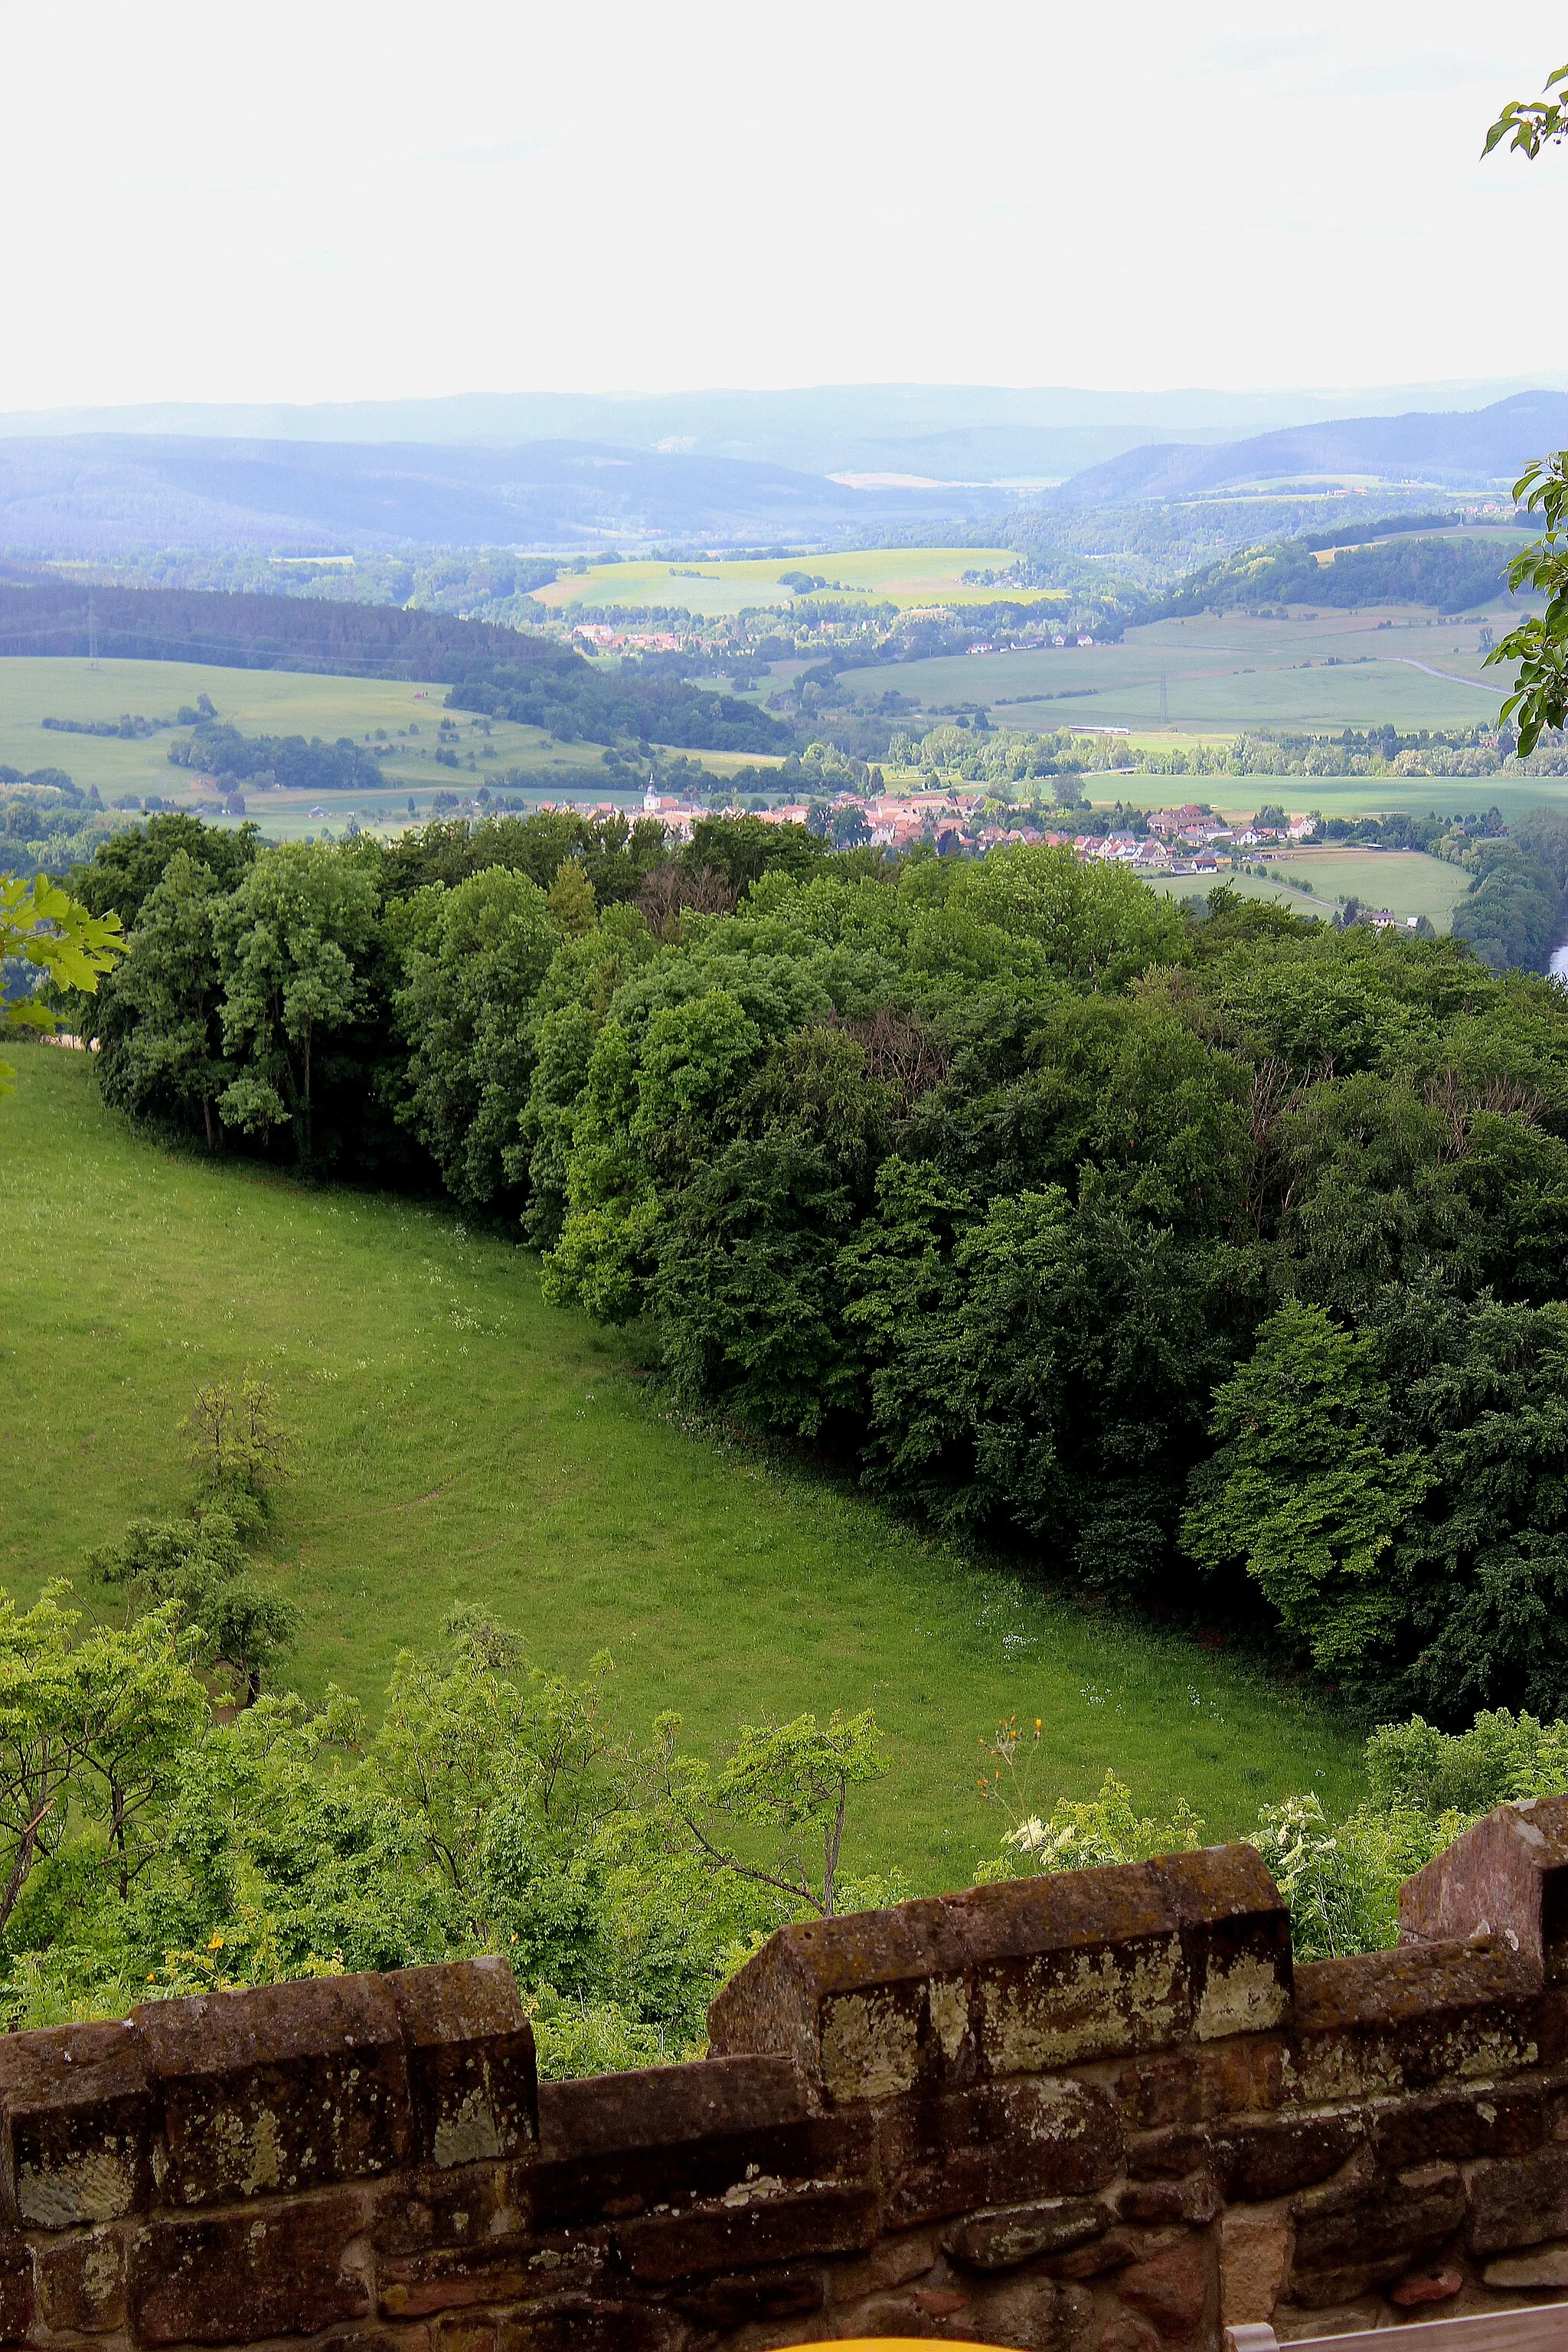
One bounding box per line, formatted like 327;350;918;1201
1157;531;1516;617
2;379;1560;485
0;433;1014;557
1052;390;1568;507
0;580;792;751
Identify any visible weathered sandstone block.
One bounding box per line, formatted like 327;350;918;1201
132;1974;411;2206
1209;2109;1364;2202
387;1960;537;2170
942;2196;1112;2269
1219;2210;1291;2324
1400;1793;1568;1977
667;2259;824;2328
0;2021;152;2230
1287;1939;1544;2105
1465;2143;1568;2255
1114;2036;1287;2133
533;2056;850;2231
1288;2160;1465;2293
876;2073;1122;2228
617;2177;880;2281
29;2218;126;2333
708;1847;1291;2100
127;2188;373;2346
1117;2236;1209;2341
497;2301;688;2351
1484;2243;1568;2288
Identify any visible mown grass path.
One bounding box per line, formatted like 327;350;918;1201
1;1050;1364;1885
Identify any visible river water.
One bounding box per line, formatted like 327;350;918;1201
1551;944;1568;983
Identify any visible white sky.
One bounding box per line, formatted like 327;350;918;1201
3;0;1566;409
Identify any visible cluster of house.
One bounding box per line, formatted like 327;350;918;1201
966;634;1095;654
618;789;1328;871
637;785;976;848
573;624;684;653
1047;805;1319;874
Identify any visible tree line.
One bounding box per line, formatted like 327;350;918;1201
56;808;1568;1724
166;720;388;795
0;582;792;755
446;662;788;753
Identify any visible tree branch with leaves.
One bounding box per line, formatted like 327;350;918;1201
1481;64;1568;751
652;1708;887;1919
0;874;125;1095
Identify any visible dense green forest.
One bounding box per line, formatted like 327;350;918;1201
0;582;789;753
444;662;787;751
52;808;1568;1730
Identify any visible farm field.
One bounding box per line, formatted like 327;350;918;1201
844;606;1519;733
1;1050;1365;1891
1153;847;1475;930
1268;845;1474;923
0;657;606;802
0;657;781;839
533;548;1064;617
1089;770;1568;834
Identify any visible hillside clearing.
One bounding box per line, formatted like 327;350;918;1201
1;1050;1365;1887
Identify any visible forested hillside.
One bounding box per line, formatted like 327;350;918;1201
1159;532;1511;617
0;581;789;752
56;809;1568;1728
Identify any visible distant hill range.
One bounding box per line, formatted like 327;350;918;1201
2;377;1560;485
1;387;1565;559
1050;391;1568;507
0;434;1014;557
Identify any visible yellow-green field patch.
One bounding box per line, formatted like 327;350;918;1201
532;547;1063;618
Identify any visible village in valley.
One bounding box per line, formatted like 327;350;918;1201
631;779;1364;887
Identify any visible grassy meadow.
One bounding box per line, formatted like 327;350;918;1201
1;1050;1366;1890
532;548;1064;618
2;657;611;812
0;658;781;843
1266;844;1475;924
1153;847;1475;930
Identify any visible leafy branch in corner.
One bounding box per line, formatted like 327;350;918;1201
1482;61;1568;159
0;873;125;1094
1481;64;1568;752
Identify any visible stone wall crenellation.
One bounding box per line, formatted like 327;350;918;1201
6;1800;1568;2350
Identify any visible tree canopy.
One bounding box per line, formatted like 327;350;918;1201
64;810;1568;1720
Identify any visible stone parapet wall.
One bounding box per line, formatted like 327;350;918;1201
7;1801;1568;2350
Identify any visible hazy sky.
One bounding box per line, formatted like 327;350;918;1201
5;0;1566;410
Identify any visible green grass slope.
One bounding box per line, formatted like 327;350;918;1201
0;657;608;807
848;609;1515;733
0;1050;1364;1886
